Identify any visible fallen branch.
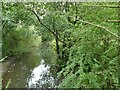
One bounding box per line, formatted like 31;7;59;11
78;20;120;39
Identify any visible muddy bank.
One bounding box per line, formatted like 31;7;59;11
2;56;20;75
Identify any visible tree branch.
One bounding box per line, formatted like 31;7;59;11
105;20;120;22
2;20;8;29
78;20;120;39
81;4;120;8
32;9;54;33
31;8;64;43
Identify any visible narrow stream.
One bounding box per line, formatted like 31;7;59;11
2;42;58;88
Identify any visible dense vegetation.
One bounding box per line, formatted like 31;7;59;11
2;2;120;88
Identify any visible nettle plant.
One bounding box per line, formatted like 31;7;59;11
58;25;118;88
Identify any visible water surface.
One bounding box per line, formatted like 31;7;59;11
2;43;58;88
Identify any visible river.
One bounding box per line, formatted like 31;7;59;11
2;42;58;88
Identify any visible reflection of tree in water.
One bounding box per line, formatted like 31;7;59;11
35;72;56;88
27;60;57;88
28;71;56;88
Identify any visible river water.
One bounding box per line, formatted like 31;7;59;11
2;42;58;88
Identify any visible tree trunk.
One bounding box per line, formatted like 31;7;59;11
62;40;66;60
55;34;61;60
52;17;61;60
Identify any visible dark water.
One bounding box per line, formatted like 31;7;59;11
2;43;58;88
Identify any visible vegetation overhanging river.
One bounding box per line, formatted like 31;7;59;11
2;42;59;88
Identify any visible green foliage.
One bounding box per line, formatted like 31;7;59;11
3;24;41;57
2;2;119;88
2;3;42;57
56;2;119;88
58;23;118;88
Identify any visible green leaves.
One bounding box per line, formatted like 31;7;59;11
2;2;119;88
58;3;118;87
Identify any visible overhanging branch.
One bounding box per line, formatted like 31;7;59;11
105;20;120;22
78;20;120;39
32;9;54;34
31;8;64;43
81;4;120;8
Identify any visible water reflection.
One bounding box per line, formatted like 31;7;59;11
2;53;41;88
2;42;58;88
27;59;56;88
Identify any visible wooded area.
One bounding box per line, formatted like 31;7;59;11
1;2;120;88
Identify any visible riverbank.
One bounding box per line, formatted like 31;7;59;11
2;42;58;88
